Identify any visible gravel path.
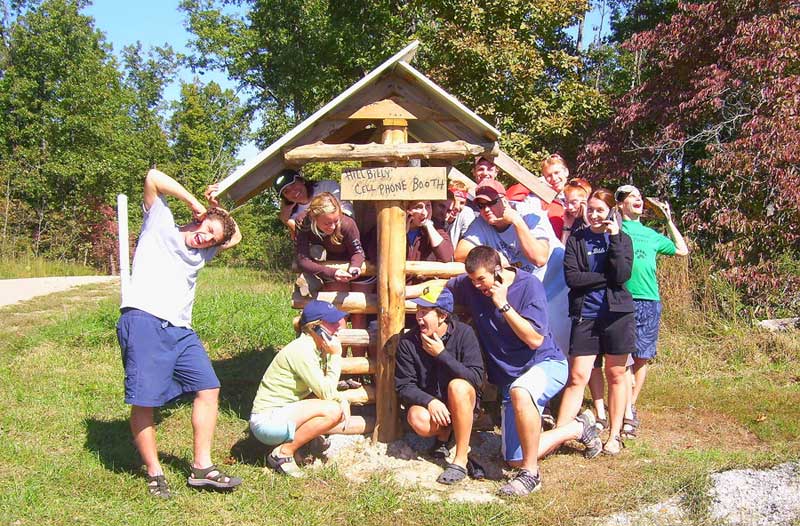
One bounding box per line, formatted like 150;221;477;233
0;276;119;308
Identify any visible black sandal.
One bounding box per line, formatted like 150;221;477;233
187;464;242;489
436;463;467;485
146;474;171;499
467;457;486;480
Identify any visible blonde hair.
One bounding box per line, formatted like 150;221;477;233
306;192;343;245
541;153;568;172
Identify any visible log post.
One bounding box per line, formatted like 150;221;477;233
374;118;407;443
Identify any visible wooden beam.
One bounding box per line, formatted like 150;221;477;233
337;329;375;348
345;98;418;120
291;260;464;279
341;384;375;405
284;140;499;164
494;149;557;204
341;356;376;375
291;290;418;314
446;166;477;191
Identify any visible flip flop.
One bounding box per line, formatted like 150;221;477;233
436;463;467;485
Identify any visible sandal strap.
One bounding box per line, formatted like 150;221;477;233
146;474;171;498
191;464;233;483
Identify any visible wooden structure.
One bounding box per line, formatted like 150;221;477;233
216;41;554;443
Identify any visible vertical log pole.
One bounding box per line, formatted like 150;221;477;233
374;118;408;443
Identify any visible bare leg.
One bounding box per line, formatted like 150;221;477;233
277;399;343;457
447;379;476;469
588;367;606;421
556;355;596;427
407;405;449;439
329;414;374;434
507;387;541;473
631;357;649;406
538;419;582;458
191;388;219;469
605;354;629;440
131;405;161;476
625;367;635;419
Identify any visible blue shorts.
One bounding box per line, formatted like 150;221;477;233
499;357;568;462
633;300;662;360
116;308;220;407
249;405;299;446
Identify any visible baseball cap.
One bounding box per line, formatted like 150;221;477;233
411;284;454;313
615;184;639;203
300;300;348;326
272;169;303;197
474;179;506;202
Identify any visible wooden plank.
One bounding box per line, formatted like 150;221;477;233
494;149;557;204
446;166;477;191
341;384;375;405
341;356;376;375
346;98;418;120
284;140;499;164
337;329;374;347
341;166;447;201
291;290;418;314
291;260;464;278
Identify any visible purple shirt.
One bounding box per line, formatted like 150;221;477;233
447;269;564;386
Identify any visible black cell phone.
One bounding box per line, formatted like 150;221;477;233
313;325;332;343
495;271;504;284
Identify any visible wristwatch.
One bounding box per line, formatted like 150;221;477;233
499;303;512;313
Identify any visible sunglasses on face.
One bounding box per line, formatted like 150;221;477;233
477;198;500;208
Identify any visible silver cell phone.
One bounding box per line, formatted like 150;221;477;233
313;325;333;343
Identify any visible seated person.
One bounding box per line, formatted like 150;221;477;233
273;169;354;237
250;301;352;477
406;199;454;264
432;183;475;247
444;246;602;496
395;285;484;485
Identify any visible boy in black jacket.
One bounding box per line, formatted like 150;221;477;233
395;284;484;485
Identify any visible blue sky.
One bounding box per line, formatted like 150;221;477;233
84;1;608;162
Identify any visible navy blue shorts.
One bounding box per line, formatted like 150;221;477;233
116;308;220;407
633;300;662;360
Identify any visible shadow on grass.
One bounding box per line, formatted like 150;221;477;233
213;345;278;420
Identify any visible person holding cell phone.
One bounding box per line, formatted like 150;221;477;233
250;300;357;477
560;188;635;455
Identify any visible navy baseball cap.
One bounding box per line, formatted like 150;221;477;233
411;284;454;313
300;300;348;326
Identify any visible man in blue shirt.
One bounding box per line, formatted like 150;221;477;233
445;246;601;496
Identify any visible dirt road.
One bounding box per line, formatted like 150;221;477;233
0;276;119;308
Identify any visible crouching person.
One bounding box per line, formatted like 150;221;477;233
250;300;351;477
395;285;485;485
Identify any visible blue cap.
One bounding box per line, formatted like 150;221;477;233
300;300;348;326
411;284;454;313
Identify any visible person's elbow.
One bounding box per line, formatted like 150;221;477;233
675;246;689;257
454;241;471;262
524;331;544;350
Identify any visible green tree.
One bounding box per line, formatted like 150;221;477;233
181;0;608;163
0;0;136;261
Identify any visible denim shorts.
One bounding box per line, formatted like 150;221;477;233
499;356;568;462
116;308;220;407
633;300;663;360
249;405;298;446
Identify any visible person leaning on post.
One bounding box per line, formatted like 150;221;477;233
395;284;485;485
249;300;352;478
117;168;242;499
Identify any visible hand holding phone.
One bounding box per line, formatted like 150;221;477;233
313;325;341;355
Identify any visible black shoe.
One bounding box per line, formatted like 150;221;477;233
429;439;450;459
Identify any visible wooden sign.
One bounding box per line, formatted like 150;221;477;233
341;167;447;201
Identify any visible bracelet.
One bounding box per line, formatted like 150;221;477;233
499;303;512;313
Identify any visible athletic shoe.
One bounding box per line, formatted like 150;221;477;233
498;469;542;497
576;409;603;459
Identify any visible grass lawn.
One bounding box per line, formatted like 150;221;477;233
0;255;98;279
0;265;798;526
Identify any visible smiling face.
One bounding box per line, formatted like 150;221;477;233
620;188;644;220
183;217;225;249
476;196;505;227
282;180;310;204
472;159;498;183
542;162;569;193
315;210;340;236
446;193;467;223
564;187;587;218
586;197;612;229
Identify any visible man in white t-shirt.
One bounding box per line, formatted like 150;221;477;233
117;168;242;498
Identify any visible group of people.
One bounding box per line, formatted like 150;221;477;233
116;150;687;498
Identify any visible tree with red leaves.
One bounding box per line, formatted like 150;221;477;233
579;0;800;314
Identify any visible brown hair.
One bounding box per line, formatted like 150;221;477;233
589;188;616;210
205;208;236;246
465;245;501;274
306;192;343;245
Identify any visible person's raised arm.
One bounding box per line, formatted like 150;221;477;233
205;183;242;251
502;201;549;267
490;276;544;350
666;217;689;256
144;168;206;219
454;238;476;262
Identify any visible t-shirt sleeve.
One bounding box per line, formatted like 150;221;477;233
462;218;486;246
516;279;550;337
524;209;552;241
655;231;677;256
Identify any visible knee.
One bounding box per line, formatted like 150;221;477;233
568;368;590;387
447;379;475;402
407;407;436;436
323;400;343;421
604;367;626;384
510;386;533;407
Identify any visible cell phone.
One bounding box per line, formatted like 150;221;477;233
313;325;332;343
494;271;504;284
